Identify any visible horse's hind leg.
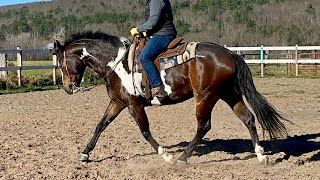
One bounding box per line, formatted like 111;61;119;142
177;94;219;163
222;94;267;163
127;103;175;164
79;100;125;161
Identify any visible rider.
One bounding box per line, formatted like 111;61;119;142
130;0;177;98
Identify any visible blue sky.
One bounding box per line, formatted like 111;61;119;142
0;0;51;7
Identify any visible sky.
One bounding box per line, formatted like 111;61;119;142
0;0;51;7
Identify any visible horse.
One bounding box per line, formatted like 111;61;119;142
55;31;288;164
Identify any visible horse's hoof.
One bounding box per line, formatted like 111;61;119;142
79;153;89;162
177;156;188;164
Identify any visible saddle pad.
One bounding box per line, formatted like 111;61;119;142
159;42;199;70
128;41;199;72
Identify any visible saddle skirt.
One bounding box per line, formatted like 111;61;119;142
127;37;199;100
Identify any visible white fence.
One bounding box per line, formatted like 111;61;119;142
0;45;319;86
226;45;320;77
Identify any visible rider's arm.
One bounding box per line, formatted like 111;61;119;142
138;0;165;33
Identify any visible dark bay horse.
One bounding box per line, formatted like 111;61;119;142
55;31;288;164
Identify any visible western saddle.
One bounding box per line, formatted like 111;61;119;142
129;36;187;99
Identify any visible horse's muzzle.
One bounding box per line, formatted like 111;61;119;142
64;85;74;95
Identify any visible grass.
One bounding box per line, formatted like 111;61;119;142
249;64;320;78
0;62;103;95
0;85;61;95
8;60;60;77
1;60;62;94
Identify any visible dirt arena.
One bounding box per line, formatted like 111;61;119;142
0;77;319;179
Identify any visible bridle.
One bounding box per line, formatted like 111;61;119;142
60;42;131;107
62;51;83;93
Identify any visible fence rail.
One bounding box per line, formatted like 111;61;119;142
0;45;320;86
0;46;58;86
226;45;320;77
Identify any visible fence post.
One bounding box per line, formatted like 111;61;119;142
260;45;264;77
295;44;298;77
0;54;7;78
17;46;22;86
52;51;57;85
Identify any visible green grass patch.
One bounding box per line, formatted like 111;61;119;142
0;66;104;95
0;85;61;95
8;60;59;77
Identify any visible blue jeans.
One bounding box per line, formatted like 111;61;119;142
140;34;175;88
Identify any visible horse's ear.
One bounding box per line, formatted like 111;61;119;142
55;40;64;53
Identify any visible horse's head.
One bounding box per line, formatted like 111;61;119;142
56;40;86;95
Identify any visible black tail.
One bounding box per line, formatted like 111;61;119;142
233;53;288;139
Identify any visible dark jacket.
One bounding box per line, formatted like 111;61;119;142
138;0;177;37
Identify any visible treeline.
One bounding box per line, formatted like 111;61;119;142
0;0;319;49
0;6;138;38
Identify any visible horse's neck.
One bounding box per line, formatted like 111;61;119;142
84;56;108;79
84;45;129;80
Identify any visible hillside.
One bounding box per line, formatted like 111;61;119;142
0;0;319;49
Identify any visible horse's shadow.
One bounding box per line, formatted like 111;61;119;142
90;133;320;163
165;133;320;163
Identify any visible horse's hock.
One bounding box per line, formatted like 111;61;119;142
0;54;7;78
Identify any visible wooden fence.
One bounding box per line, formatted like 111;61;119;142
226;45;320;77
0;45;320;86
0;46;58;86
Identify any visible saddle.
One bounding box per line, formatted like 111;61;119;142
128;36;198;99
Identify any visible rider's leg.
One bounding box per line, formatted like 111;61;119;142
140;35;174;97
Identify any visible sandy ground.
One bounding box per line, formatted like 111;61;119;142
0;77;319;180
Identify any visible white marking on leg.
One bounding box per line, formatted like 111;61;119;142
160;70;172;95
158;146;175;164
255;143;266;162
79;153;89;161
151;97;161;105
107;46;143;96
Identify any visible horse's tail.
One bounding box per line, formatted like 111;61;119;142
233;53;288;139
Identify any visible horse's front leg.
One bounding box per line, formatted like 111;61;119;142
128;103;175;164
79;100;125;161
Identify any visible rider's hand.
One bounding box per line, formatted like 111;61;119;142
130;27;139;36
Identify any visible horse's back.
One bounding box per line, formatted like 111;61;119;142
163;42;237;101
196;42;236;70
190;43;236;85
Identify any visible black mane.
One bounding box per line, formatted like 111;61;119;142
63;31;124;48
